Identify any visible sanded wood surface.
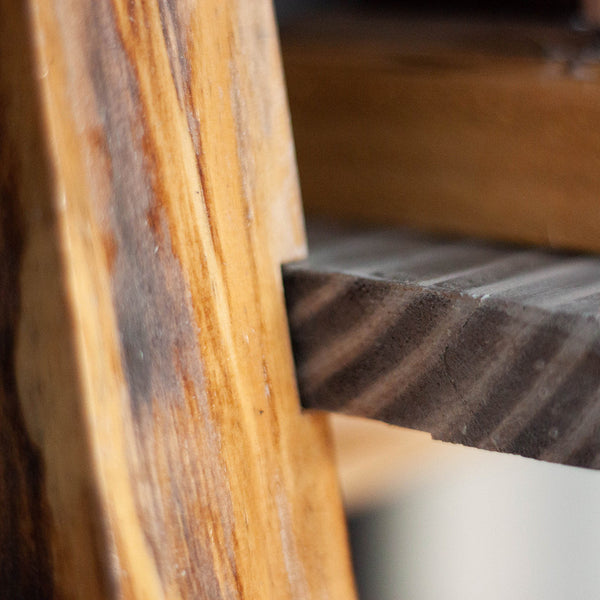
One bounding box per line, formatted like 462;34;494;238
283;15;600;254
284;222;600;470
0;1;354;598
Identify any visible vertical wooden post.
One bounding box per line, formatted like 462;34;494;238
0;0;356;597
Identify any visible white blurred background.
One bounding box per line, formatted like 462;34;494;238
333;415;600;600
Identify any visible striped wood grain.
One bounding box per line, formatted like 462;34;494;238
284;222;600;469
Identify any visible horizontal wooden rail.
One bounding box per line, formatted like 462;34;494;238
283;15;600;254
284;221;600;469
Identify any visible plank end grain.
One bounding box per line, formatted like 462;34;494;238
1;1;354;598
284;221;600;471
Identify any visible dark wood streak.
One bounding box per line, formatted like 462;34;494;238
1;1;356;596
83;1;238;595
155;0;213;254
510;349;600;458
284;222;600;469
157;0;191;112
305;288;454;410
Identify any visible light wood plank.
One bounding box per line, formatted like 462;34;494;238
284;221;600;470
0;2;355;597
283;15;600;254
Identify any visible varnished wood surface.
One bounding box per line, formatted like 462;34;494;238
283;15;600;254
284;221;600;469
0;1;355;598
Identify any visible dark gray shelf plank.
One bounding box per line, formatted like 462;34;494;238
283;222;600;469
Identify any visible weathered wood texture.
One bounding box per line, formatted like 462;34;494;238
0;1;355;598
284;221;600;470
283;16;600;254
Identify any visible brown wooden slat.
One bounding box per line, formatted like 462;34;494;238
0;2;355;597
284;221;600;469
283;15;600;254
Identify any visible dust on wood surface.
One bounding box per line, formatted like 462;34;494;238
285;221;600;470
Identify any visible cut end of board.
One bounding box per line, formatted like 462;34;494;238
284;220;600;471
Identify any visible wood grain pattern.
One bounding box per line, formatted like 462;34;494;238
0;1;354;598
284;221;600;470
283;15;600;254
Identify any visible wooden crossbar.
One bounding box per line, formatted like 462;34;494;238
284;221;600;470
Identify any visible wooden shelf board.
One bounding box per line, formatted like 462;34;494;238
284;221;600;470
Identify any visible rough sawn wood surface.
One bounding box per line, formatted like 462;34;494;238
284;222;600;470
